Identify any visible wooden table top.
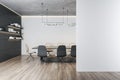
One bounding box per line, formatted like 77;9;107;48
32;46;71;49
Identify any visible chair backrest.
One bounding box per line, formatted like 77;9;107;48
38;45;47;57
57;45;66;57
25;44;29;53
71;45;76;57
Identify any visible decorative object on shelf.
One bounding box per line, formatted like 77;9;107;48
8;28;16;33
8;36;22;41
8;23;22;31
10;23;21;28
9;36;22;39
8;36;21;41
8;25;23;30
0;27;5;31
9;36;15;39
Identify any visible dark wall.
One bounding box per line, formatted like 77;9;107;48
0;4;21;62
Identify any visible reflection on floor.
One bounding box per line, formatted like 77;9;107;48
0;56;120;80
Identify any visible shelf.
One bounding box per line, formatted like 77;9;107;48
0;31;20;36
8;25;23;30
8;39;21;41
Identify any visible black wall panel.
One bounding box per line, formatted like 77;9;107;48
0;4;21;62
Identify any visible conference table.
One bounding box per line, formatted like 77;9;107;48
32;46;71;49
32;46;71;56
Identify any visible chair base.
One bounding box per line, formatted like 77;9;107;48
40;57;47;62
26;53;34;60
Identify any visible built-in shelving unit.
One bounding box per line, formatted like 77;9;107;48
8;25;23;41
0;4;21;62
0;25;23;41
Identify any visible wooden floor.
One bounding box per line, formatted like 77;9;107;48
0;56;120;80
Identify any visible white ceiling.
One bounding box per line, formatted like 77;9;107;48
0;0;76;16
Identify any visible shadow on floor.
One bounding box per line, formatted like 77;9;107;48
41;57;76;63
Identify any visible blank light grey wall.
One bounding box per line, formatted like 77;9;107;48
77;0;120;71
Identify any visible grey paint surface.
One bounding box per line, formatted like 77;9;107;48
0;0;76;16
0;4;21;62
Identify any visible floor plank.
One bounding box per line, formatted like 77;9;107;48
0;56;120;80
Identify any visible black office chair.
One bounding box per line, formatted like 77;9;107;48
38;45;47;61
71;45;76;57
57;45;66;61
